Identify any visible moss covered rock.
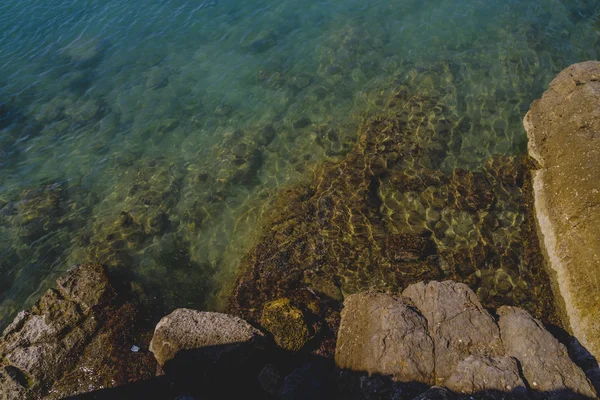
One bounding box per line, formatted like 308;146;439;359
261;298;312;352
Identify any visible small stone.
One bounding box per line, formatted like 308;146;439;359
130;345;140;353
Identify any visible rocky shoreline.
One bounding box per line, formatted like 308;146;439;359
1;62;600;399
0;264;597;399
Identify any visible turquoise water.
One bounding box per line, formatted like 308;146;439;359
0;0;599;326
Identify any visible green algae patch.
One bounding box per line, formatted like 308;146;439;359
261;298;313;352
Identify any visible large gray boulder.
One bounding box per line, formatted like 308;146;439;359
335;292;435;385
149;308;265;368
402;281;504;384
445;355;526;399
498;306;596;398
524;60;600;361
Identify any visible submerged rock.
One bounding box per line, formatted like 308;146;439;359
13;183;66;240
524;60;600;362
228;65;560;348
261;298;312;352
411;386;455;400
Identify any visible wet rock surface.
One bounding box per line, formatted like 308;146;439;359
524;60;600;362
0;263;156;399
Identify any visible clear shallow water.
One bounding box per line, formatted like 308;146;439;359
0;0;599;326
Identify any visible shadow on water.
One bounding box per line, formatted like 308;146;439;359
64;340;600;400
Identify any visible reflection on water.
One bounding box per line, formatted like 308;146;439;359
0;0;598;327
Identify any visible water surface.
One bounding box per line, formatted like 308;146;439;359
1;0;598;326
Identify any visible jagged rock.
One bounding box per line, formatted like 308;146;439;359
402;281;504;385
46;302;156;399
0;264;152;399
497;306;597;398
524;60;600;362
445;356;526;399
14;183;65;239
410;386;455;400
335;292;435;384
261;298;312;352
149;309;265;368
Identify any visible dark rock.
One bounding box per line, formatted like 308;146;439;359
214;102;232;116
293;117;312;129
386;234;433;262
227;65;561;348
258;364;281;394
260;298;312;352
277;361;333;400
14;183;65;239
497;306;597;398
257;124;276;146
335;292;435;384
445;355;527;399
250;33;277;53
402;281;504;385
410;386;455;400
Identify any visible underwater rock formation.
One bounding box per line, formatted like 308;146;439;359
524;61;600;362
227;66;561;345
260;298;313;352
0;181;90;329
